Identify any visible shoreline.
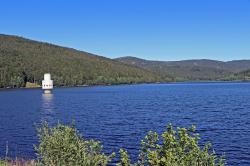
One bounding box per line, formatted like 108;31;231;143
0;80;249;90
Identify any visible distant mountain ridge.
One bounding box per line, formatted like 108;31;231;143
115;56;250;81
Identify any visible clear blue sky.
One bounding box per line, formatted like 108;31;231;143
0;0;249;61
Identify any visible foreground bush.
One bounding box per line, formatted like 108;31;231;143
4;122;224;166
35;122;114;166
117;124;224;166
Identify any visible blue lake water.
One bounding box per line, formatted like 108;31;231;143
0;83;250;165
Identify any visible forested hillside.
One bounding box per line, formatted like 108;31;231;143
115;56;250;81
1;34;249;88
0;34;168;88
223;70;250;81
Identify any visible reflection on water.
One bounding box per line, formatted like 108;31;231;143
42;93;53;109
41;93;55;122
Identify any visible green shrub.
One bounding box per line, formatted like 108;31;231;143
35;122;114;166
35;122;224;166
117;149;131;166
117;124;224;166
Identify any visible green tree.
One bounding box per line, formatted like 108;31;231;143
10;75;23;88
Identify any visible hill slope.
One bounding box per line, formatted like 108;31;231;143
224;69;250;81
0;35;166;88
115;56;250;81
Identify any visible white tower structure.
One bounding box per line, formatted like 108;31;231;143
42;73;53;94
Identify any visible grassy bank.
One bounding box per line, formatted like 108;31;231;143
0;159;36;166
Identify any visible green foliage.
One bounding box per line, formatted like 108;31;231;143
35;122;114;166
0;34;166;88
10;75;23;88
117;149;131;166
2;122;225;166
222;69;250;81
117;124;224;166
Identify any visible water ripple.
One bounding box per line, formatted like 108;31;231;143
0;83;250;165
